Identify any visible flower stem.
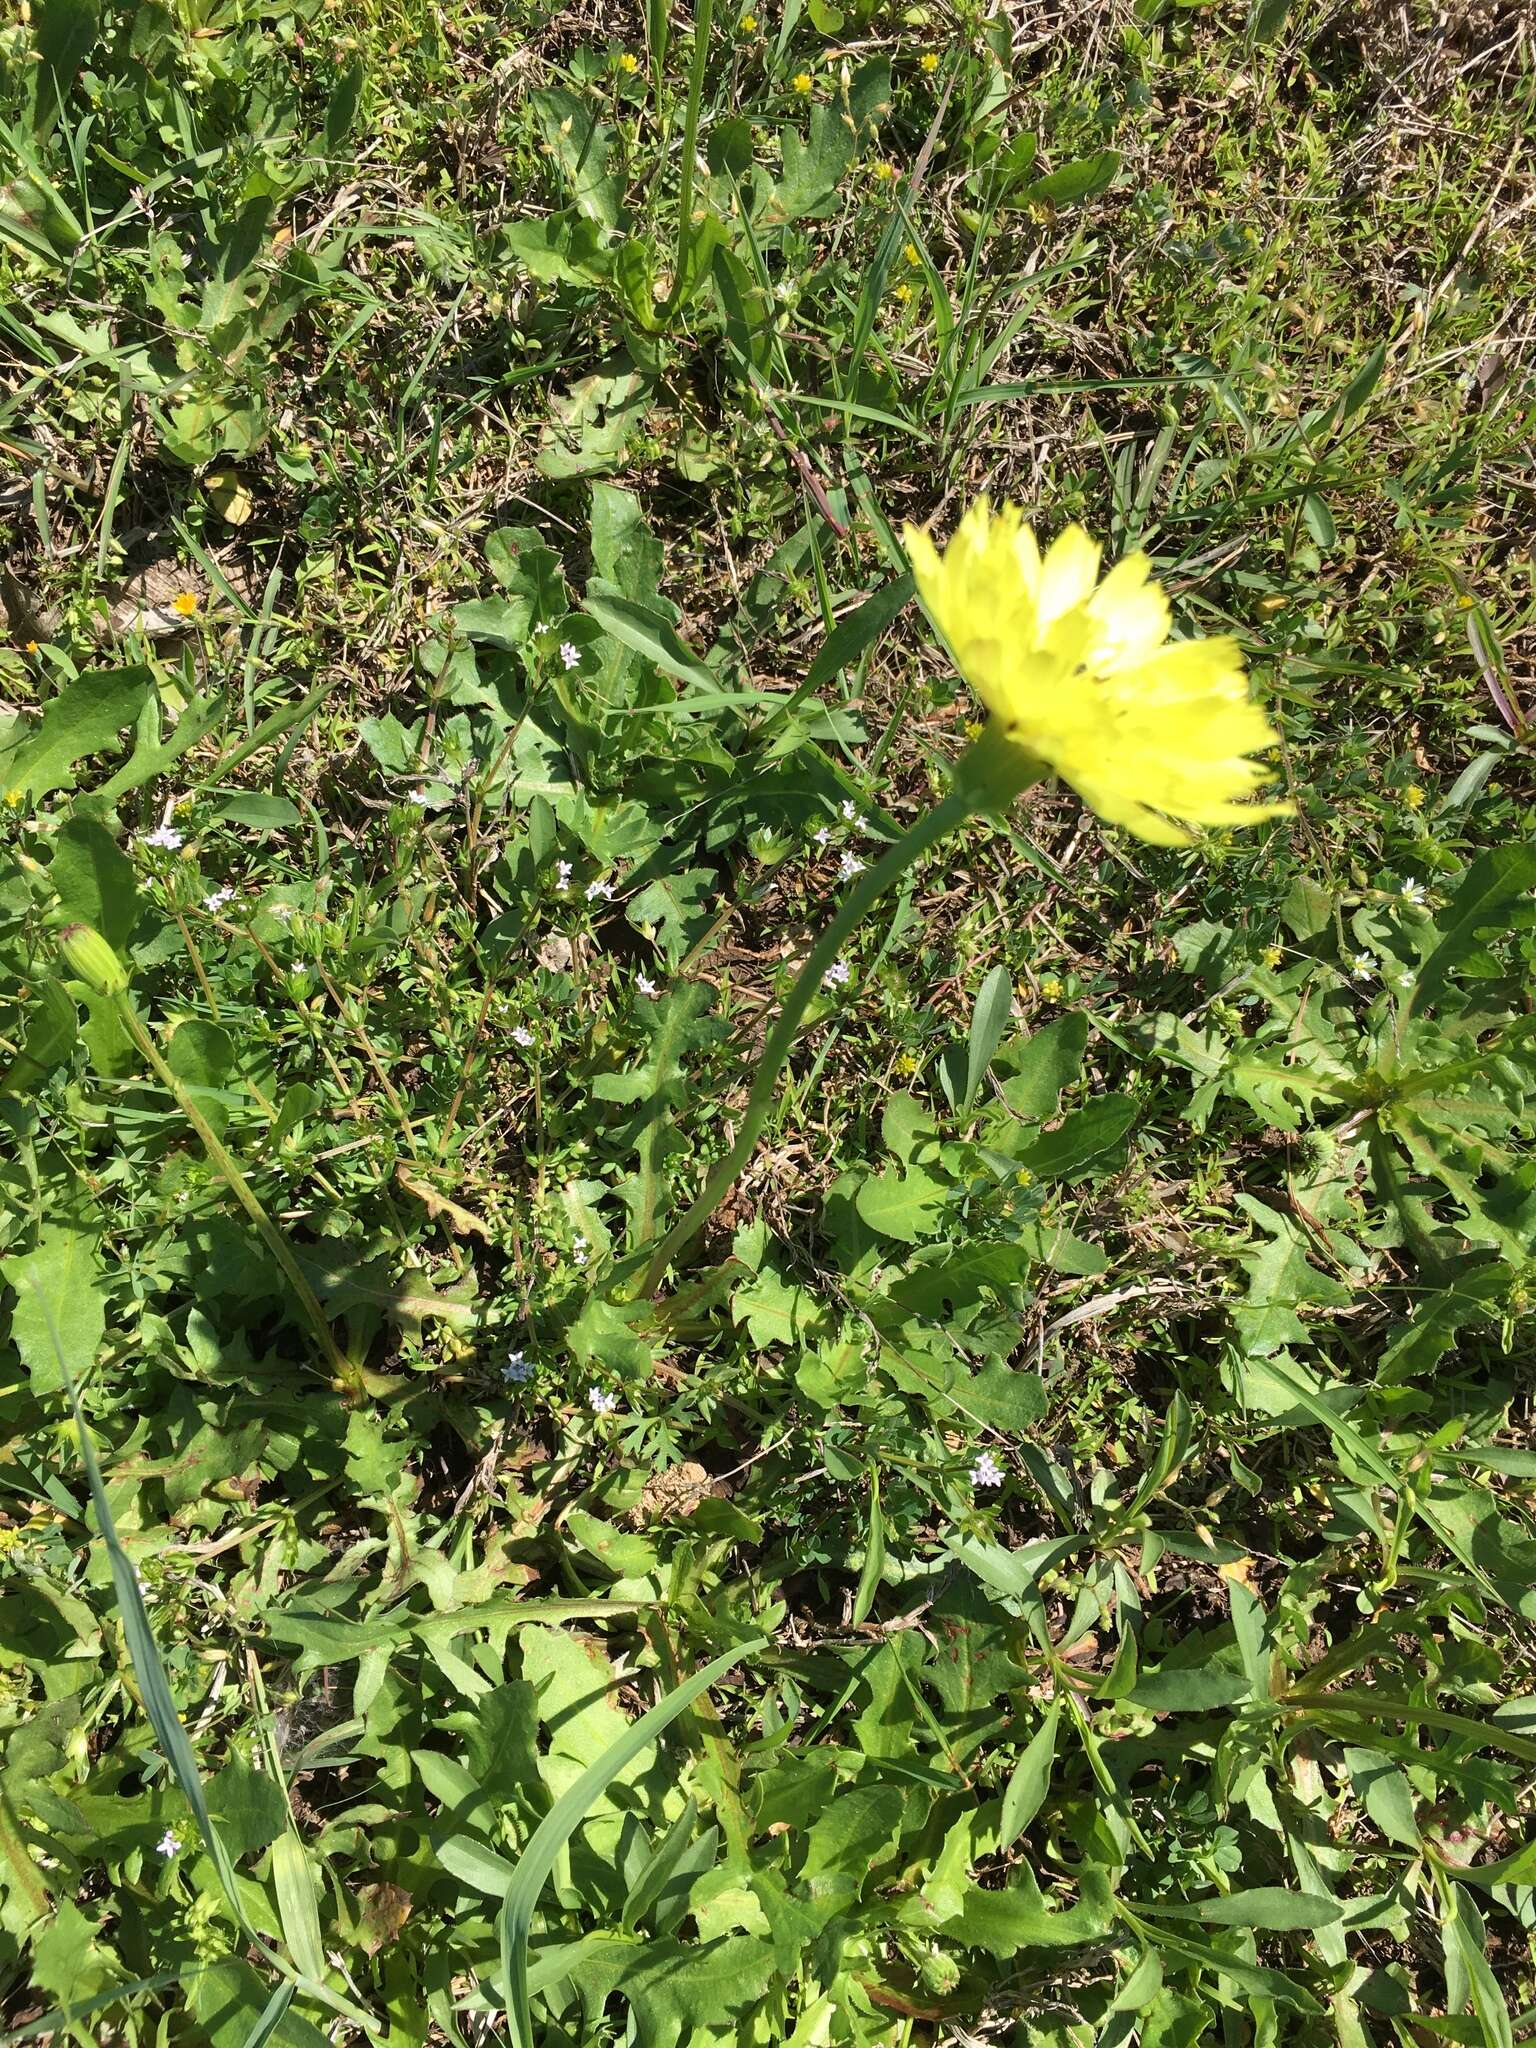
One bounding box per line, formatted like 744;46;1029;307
618;779;978;1302
112;995;352;1384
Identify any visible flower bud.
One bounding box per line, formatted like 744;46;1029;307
57;923;129;996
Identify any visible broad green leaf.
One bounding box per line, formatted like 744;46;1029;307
1010;1093;1136;1180
1411;845;1536;1017
854;1164;949;1242
965;964;1014;1111
6;666;151;801
582;591;718;694
1017;149;1121;207
998;1703;1060;1846
1;1221;105;1397
997;1012;1089;1121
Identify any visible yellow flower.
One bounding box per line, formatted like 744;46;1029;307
893;280;912;302
792;70;813;93
618;50;639;72
903;501;1293;845
741;11;758;27
24;639;38;654
903;240;921;265
172;592;199;618
1262;944;1283;969
1038;975;1064;1001
872;159;897;182
920;51;939;72
1403;782;1425;810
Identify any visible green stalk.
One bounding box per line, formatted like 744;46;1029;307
672;0;714;304
111;995;350;1384
620;734;1041;1300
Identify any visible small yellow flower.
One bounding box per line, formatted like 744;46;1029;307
903;240;921;266
741;11;758;28
893;280;913;303
618;50;639;72
903;501;1294;845
172;592;199;618
792;70;813;94
920;50;939;72
1402;783;1425;810
24;639;38;654
3;788;24;808
1038;975;1064;1001
1014;1166;1034;1187
1262;944;1283;969
872;159;897;183
894;1051;918;1076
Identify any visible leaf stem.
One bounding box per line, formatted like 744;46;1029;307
111;995;350;1383
620;780;976;1300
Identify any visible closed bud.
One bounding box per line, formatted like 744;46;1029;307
58;923;129;996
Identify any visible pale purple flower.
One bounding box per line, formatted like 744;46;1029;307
502;1351;531;1384
823;958;851;988
141;824;184;851
203;887;234;911
840;799;859;823
270;902;295;921
512;1025;534;1048
559;641;581;671
555;860;573;890
812;826;831;848
586;879;614;902
637;973;658;997
156;1829;181;1857
572;1234;589;1267
407;788;432;807
970;1451;1004;1488
838;850;865;881
588;1386;618;1415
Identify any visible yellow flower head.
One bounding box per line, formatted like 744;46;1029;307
618;50;639;71
741;11;758;28
792;70;813;94
1402;782;1425;810
903;501;1293;845
172;591;199;618
920;51;939;72
902;240;921;266
893;280;913;302
24;639;39;654
872;159;897;182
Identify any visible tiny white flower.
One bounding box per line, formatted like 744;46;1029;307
572;1234;589;1267
1348;953;1374;981
270;903;295;921
585;879;614;902
812;825;831;848
838;850;865;881
637;973;659;997
839;799;859;823
512;1025;534;1048
203;887;234;911
823;958;851;988
555;860;573;890
1399;880;1426;905
970;1451;1004;1489
588;1385;618;1415
502;1350;531;1384
559;641;581;671
141;824;184;851
407;787;432;807
157;1829;181;1857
